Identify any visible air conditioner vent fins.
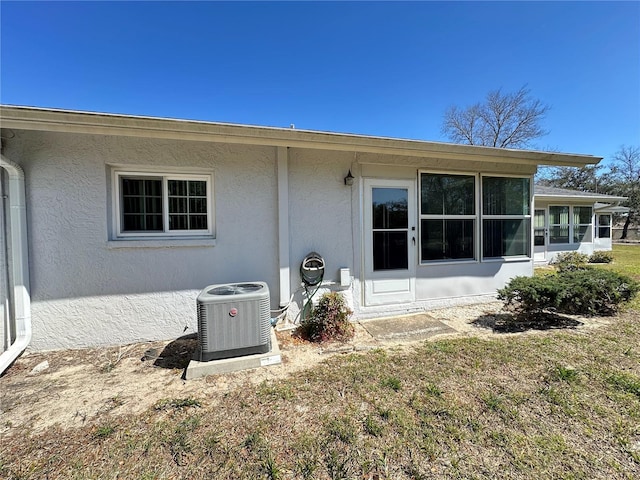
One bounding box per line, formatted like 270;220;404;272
196;282;271;361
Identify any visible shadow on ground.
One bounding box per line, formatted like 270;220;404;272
472;312;582;333
142;334;198;370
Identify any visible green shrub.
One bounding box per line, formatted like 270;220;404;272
588;250;614;264
297;292;354;342
551;251;589;272
556;269;639;316
498;269;639;317
497;275;563;315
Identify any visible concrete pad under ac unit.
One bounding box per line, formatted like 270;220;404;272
184;330;281;380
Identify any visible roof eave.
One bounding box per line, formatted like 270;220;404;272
535;194;627;203
0;105;601;167
595;206;630;214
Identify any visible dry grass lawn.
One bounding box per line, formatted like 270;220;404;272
1;245;639;479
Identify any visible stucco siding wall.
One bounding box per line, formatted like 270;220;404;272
2;129;545;350
6;131;279;350
415;261;532;299
287;148;355;287
545;243;596;260
594;237;613;251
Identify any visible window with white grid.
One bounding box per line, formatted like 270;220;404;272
114;170;213;238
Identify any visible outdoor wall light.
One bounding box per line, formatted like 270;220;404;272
344;169;354;186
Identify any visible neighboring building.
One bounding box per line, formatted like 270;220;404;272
0;106;601;360
532;186;628;263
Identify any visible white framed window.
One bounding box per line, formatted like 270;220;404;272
112;169;214;238
573;206;593;243
597;214;611;239
534;209;546;247
549;205;593;244
549;205;570;244
481;176;531;259
419;172;477;262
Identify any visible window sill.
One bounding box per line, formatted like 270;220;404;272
106;238;217;249
549;242;593;246
419;259;479;267
482;256;531;263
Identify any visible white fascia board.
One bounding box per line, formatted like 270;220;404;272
595;206;630;214
594;203;630;214
535;194;628;203
0;105;601;167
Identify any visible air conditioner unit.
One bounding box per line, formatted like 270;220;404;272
196;282;271;361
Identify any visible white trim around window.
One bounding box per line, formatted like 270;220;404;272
418;170;479;264
597;214;611;239
418;171;534;264
548;204;593;245
480;174;532;261
573;206;593;243
111;167;215;240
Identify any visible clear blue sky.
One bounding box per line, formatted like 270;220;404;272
1;1;639;165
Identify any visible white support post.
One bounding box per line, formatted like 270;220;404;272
276;147;290;306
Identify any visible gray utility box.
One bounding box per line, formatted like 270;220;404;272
196;282;271;361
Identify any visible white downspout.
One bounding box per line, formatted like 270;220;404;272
0;154;31;375
276;146;290;307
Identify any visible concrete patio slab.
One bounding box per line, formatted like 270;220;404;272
361;313;457;342
184;330;281;380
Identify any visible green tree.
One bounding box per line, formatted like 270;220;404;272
536;165;605;192
442;86;550;149
608;145;640;239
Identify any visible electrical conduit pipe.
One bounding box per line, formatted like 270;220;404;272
0;154;31;375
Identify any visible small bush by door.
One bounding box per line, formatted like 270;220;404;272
297;292;355;343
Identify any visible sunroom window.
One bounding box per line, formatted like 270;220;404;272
115;171;213;237
549;206;570;244
482;176;531;258
420;173;476;261
548;205;593;244
597;214;611;239
573;206;593;243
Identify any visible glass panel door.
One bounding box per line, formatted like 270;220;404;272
372;188;409;271
364;179;416;306
534;209;546;247
533;209;547;262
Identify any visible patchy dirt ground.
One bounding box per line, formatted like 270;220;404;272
0;302;613;436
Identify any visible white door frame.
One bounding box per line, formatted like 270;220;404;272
363;178;416;306
533;208;547;262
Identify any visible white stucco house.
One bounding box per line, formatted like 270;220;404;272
0;106;604;366
532;185;628;263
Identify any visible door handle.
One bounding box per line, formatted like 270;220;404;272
412;237;416;245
